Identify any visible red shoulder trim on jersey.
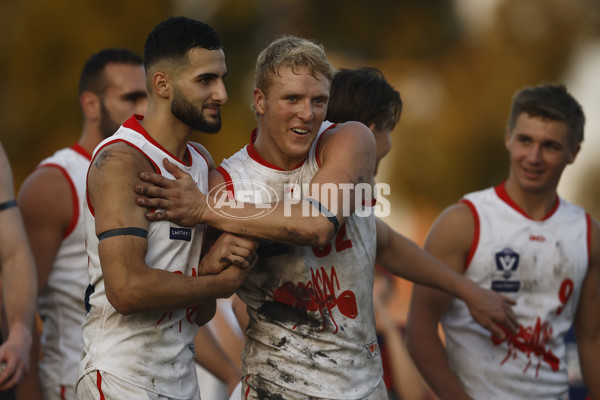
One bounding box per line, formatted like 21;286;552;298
86;138;162;217
495;181;559;221
71;143;92;161
216;165;235;198
123;115;192;166
460;198;479;272
315;122;338;169
247;128;306;171
586;213;592;265
38;163;79;239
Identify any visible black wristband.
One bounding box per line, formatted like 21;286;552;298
306;198;339;232
0;199;17;212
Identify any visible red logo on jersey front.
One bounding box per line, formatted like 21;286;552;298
491;317;559;377
272;266;357;334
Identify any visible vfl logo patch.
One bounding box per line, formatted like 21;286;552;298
170;227;192;242
491;248;521;292
365;340;380;358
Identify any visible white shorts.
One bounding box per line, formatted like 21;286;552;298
76;370;201;400
241;374;387;400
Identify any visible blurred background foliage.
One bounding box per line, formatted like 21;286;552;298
1;0;599;239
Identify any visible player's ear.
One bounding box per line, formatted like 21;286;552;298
80;91;101;121
504;126;512;151
152;71;170;99
253;88;266;115
567;143;581;164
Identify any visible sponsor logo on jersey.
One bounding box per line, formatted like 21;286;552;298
492;247;521;292
170;227;192;241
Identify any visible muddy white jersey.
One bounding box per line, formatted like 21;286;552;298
36;144;91;391
78;115;208;398
442;183;590;400
217;122;382;399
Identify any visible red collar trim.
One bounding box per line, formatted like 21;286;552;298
123;115;192;166
494;181;559;221
246;129;306;171
71;143;92;161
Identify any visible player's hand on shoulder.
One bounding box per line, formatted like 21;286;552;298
136;158;206;226
199;232;258;275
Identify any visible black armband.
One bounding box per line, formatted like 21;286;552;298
0;199;17;212
306;198;339;232
98;227;148;241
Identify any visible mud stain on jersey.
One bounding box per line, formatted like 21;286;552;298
258;300;322;330
274;336;288;348
266;359;295;384
254;387;286;400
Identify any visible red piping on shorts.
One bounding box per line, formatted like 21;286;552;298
96;371;106;400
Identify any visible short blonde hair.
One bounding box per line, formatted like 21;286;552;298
255;36;336;94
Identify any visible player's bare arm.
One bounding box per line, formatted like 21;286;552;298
375;217;518;338
0;143;37;390
18;167;73;295
135;121;377;247
90;143;254;316
574;217;600;399
193;325;241;395
405;203;482;400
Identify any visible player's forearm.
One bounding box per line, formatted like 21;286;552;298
105;268;235;315
202;199;334;247
377;232;467;300
194;326;241;388
577;339;600;399
2;250;37;335
381;324;428;400
194;300;217;326
3;322;32;353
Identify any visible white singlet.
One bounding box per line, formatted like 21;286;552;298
442;183;590;400
77;115;208;399
217;122;382;399
36;144;92;394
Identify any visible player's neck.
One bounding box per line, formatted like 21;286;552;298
503;178;558;220
140;107;193;162
252;130;306;171
78;126;105;155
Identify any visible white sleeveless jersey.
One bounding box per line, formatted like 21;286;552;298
442;183;590;400
36;144;91;390
218;122;382;399
78;116;208;398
